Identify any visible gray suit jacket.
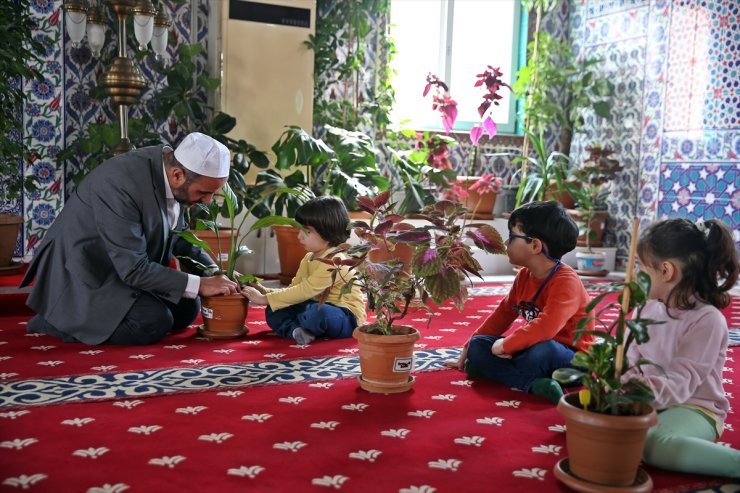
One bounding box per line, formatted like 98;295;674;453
21;145;213;344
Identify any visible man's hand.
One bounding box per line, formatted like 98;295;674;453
492;338;512;359
240;285;268;305
199;275;239;297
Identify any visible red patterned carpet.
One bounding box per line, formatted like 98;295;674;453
0;281;738;492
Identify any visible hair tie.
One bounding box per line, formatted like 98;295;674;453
695;220;710;238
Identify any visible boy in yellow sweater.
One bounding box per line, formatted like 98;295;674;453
240;196;366;345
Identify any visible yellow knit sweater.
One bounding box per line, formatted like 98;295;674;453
265;249;367;326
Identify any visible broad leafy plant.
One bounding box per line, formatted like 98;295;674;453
246;125;387;218
321;191;506;335
1;1;45;202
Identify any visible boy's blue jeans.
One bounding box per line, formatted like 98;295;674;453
265;300;356;340
466;335;576;392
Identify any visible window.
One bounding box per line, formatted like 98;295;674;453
389;0;524;134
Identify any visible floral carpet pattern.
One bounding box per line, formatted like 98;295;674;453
0;283;738;492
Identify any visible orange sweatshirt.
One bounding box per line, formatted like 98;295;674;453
473;263;595;354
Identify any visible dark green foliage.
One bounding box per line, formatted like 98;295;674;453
0;1;45;201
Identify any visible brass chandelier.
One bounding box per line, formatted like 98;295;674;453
62;0;171;154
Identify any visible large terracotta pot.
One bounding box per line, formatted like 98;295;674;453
0;214;23;270
556;393;657;487
353;324;420;393
199;293;249;339
367;223;415;273
567;209;608;247
196;228;236;269
456;176;497;220
543;180;576;209
272;225;308;285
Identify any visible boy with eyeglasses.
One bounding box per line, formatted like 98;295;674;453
444;200;595;404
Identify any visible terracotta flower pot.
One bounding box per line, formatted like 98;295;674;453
199;293;249;339
0;214;23;269
456;176;497;220
196;228;237;269
556;393;657;487
272;225;308;285
367;223;415;273
544;180;576;209
353;325;420;393
567;209;608;247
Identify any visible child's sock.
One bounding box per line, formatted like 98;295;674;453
292;327;316;346
530;378;564;404
463;359;484;379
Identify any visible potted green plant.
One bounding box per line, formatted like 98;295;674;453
512;130;572;208
322;191;506;393
564;144;622;273
552;262;663;489
175;183;301;338
0;1;43;271
513;30;613;158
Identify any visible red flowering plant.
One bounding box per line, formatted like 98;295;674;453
318;191;506;335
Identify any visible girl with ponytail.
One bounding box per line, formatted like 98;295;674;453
623;218;739;478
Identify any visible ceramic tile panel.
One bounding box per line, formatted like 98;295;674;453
19;0;64;260
570;0;650;262
586;0;650;19
583;5;650;46
657;161;739;242
63;0;208;194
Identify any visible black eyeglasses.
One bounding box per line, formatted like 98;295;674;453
508;232;533;243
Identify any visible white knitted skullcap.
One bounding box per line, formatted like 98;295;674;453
174;132;230;178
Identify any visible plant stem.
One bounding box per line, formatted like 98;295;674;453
615;217;640;377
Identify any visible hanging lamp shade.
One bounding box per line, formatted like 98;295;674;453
85;4;106;57
151;8;171;58
62;0;89;46
131;0;157;50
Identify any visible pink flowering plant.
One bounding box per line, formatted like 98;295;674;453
424;67;510;218
424;66;511;174
319;191;506;335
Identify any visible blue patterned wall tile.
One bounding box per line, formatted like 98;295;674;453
21;0;64;259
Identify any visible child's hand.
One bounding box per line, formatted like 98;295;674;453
492;338;512;359
248;282;267;295
442;342;469;370
240;286;267;305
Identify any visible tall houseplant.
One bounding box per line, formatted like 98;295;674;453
322;191;506;392
564;144;622;259
0;1;44;269
552;222;663;488
306;0;395;133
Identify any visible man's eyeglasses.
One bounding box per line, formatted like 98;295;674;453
508;232;533;243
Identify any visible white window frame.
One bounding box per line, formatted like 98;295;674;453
389;0;525;135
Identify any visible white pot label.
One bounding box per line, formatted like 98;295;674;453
218;253;228;261
393;356;414;372
202;307;213;319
